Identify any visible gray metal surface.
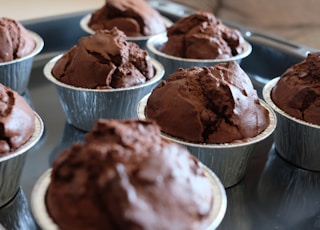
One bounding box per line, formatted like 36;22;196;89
1;2;320;229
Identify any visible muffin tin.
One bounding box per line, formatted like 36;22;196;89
1;1;320;229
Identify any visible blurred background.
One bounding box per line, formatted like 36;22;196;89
0;0;104;21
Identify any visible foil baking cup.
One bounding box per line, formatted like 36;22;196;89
146;33;252;77
137;94;277;188
43;55;165;132
80;13;173;50
263;77;320;171
0;31;44;95
0;112;44;207
31;164;226;230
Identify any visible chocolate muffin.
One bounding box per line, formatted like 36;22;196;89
88;0;166;37
272;52;320;125
46;119;214;230
161;11;245;59
146;62;270;144
52;27;154;89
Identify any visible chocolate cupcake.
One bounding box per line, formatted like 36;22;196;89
0;83;44;206
146;11;251;76
263;52;320;171
80;0;172;49
138;62;276;187
0;17;43;94
44;28;164;131
31;119;226;230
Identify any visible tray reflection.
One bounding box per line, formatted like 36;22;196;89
0;188;38;230
49;122;86;165
253;146;320;229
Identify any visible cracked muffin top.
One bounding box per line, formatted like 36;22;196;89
272;52;320;125
161;11;246;59
145;62;270;143
51;27;154;89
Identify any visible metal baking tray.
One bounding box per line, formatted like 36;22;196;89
1;1;320;229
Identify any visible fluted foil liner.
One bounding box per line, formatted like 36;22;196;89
0;31;44;94
80;13;173;49
31;164;226;230
146;33;252;77
138;94;277;188
263;77;320;171
0;112;44;207
44;55;165;132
